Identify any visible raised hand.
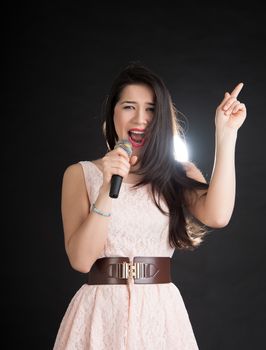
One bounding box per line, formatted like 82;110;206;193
215;82;247;132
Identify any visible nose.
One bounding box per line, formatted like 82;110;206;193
133;107;149;126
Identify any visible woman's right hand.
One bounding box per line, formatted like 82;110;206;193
99;147;138;193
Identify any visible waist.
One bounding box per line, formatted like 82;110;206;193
86;256;172;285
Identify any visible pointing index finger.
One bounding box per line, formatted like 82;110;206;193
230;82;244;98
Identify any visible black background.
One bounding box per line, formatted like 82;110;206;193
4;3;266;349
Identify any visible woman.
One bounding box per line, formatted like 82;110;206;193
53;62;247;349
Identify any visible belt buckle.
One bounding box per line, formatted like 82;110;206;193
119;261;145;280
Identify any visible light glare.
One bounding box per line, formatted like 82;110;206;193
174;135;189;162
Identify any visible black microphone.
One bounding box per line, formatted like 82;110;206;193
109;139;133;198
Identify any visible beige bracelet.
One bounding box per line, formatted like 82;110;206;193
92;203;111;217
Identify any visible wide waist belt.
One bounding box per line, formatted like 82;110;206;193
86;256;172;285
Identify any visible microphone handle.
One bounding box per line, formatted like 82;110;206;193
109;174;123;198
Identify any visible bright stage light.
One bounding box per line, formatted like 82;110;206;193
173;135;189;162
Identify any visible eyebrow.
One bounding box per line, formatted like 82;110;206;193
120;100;155;106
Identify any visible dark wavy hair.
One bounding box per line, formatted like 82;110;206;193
101;61;210;250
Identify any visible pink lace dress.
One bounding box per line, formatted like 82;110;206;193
53;160;199;350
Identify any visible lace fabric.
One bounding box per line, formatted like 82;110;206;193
53;161;199;349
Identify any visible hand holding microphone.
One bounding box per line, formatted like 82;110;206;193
109;140;133;198
99;139;138;198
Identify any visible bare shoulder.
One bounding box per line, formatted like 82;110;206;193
62;162;89;202
63;163;85;185
182;161;207;184
63;162;83;176
182;161;208;206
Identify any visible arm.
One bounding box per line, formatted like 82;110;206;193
184;132;237;228
61;147;135;273
61;164;112;273
184;83;247;228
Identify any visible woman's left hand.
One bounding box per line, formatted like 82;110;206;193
215;82;247;132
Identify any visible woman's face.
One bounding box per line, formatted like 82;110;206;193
113;84;155;156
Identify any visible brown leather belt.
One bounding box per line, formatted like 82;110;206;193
86;256;172;285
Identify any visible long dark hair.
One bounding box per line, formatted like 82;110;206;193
101;61;210;250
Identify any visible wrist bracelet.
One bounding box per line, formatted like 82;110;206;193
92;203;111;217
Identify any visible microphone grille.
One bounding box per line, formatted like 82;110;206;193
114;139;133;157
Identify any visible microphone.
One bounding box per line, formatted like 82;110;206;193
109;139;133;198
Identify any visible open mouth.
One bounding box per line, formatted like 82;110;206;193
128;130;145;147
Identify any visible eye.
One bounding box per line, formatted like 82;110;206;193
123;106;154;112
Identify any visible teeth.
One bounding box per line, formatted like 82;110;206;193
129;130;145;135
